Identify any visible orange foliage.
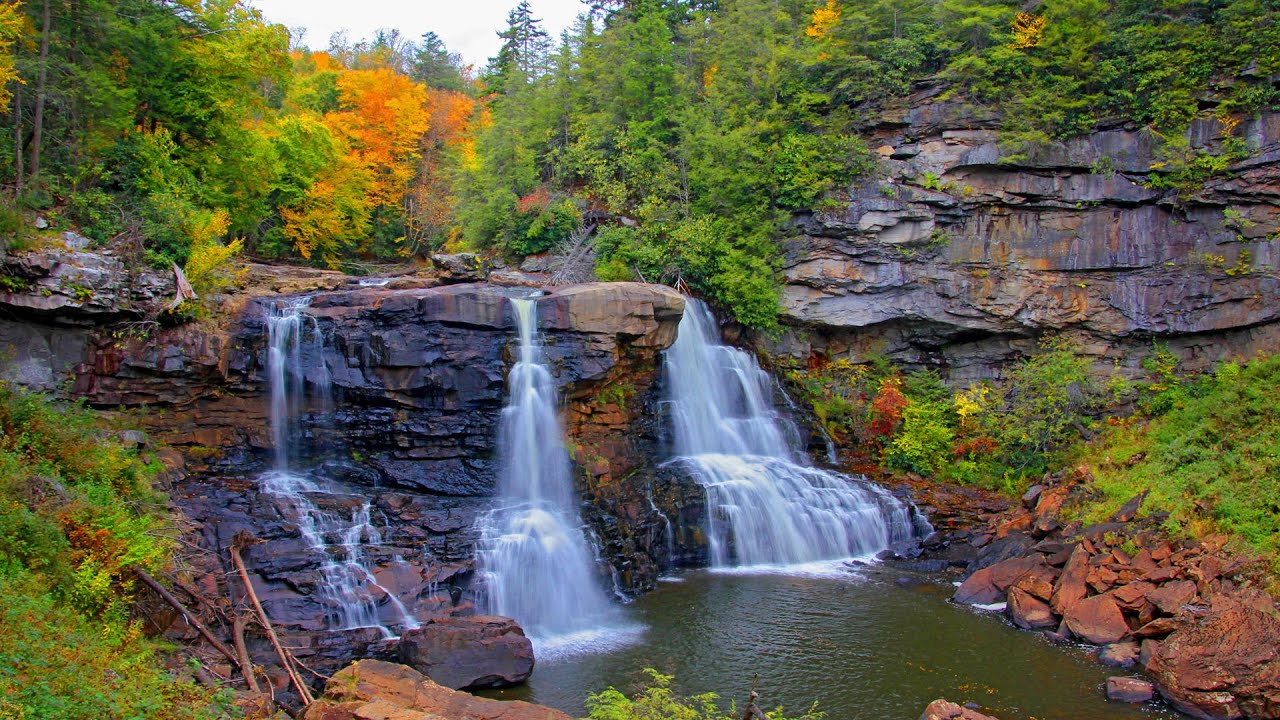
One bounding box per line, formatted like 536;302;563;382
1010;12;1047;49
326;68;430;207
405;88;477;248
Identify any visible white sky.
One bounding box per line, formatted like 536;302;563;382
249;0;586;68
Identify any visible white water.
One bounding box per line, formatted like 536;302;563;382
665;299;923;567
476;298;631;650
261;298;416;638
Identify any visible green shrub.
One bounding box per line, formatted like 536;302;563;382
585;670;824;720
0;383;228;718
1072;354;1280;570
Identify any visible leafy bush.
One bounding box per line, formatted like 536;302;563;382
585;670;824;720
0;383;227;718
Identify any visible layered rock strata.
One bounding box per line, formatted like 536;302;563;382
771;96;1280;384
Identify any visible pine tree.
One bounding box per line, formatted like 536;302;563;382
488;1;552;92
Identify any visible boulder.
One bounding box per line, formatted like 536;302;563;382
302;659;572;720
954;555;1039;605
1050;544;1090;615
1064;592;1130;645
919;699;1002;720
1147;580;1198;615
1007;587;1057;630
1099;642;1141;668
1146;590;1280;720
1106;677;1155;703
430;253;488;283
397;616;534;690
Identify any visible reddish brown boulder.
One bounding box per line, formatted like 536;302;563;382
1008;587;1058;630
919;699;1002;720
1147;580;1198;615
1011;562;1058;601
302;659;572;720
954;556;1040;606
1064;593;1130;645
1100;641;1141;668
1050;545;1090;615
1146;590;1280;720
397;615;534;690
1113;581;1156;612
1107;677;1155;703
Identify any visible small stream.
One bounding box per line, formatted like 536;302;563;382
481;568;1175;720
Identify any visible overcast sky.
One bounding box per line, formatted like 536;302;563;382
249;0;586;68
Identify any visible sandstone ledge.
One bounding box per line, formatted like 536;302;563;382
302;659;571;720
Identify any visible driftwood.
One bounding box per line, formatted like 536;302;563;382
133;567;241;672
741;676;768;720
231;531;314;705
232;615;261;693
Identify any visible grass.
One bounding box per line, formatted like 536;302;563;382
1068;355;1280;571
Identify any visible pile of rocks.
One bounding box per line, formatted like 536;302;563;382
932;472;1280;719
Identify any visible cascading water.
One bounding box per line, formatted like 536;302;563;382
261;298;416;637
665;299;925;567
476;297;624;648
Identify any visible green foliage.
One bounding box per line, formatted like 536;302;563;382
0;384;225;718
784;337;1099;490
1072;355;1280;570
585;669;824;720
0;570;233;720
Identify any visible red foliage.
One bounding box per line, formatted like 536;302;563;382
953;436;997;458
515;187;551;215
867;376;908;440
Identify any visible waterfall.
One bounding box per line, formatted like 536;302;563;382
261;298;417;638
665;299;924;567
476;297;623;649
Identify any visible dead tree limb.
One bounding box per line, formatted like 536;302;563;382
231;532;314;705
133;567;241;671
232;615;261;693
741;675;768;720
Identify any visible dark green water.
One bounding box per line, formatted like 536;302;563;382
481;569;1175;719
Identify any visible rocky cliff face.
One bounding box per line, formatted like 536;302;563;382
770;94;1280;383
2;264;695;680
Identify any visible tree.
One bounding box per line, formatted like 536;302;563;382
488;1;552;92
412;31;466;92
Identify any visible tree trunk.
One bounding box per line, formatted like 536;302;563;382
12;79;22;193
29;0;51;183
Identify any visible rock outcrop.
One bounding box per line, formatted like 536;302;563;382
301;659;571;720
769;94;1280;383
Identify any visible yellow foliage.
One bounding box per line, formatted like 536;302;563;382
806;0;841;40
182;208;244;295
1010;12;1047;49
0;2;28;111
954;383;996;430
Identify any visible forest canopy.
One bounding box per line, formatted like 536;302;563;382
2;0;1277;326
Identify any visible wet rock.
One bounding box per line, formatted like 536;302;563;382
919;699;1002;720
1107;677;1155;703
1007;587;1057;630
397;615;535;690
302;659;571;720
1064;592;1130;645
1146;590;1280;720
1099;642;1141;668
954;555;1040;605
